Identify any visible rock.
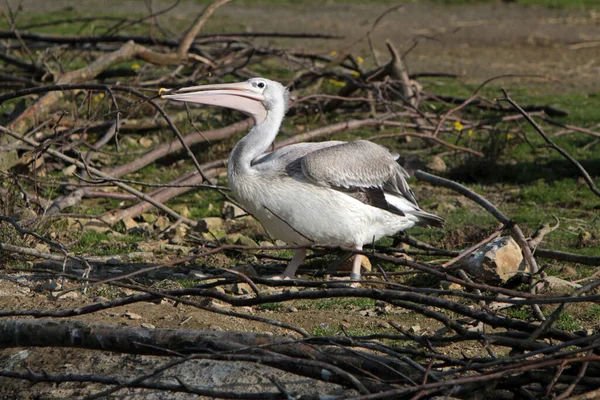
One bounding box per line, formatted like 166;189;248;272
440;280;464;291
138;137;154;148
174;205;190;218
539;276;581;294
285;306;298;313
409;325;421;333
426;155;447;174
222;201;247;219
232;283;252;295
34;243;50;253
167;224;189;244
84;222;113;234
62;165;77;176
126;222;153;236
154;216;170;231
188;270;213;279
122;217;138;231
195;217;226;240
227;264;258;278
235;235;259;248
358;310;376;317
124;311;142;320
338;256;372;273
376;321;391;329
42;280;62;291
460;236;525;283
53;290;79;299
200;298;232;310
141;213;158;224
559;266;578;279
141;323;155;329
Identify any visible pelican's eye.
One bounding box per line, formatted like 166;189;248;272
257;81;266;89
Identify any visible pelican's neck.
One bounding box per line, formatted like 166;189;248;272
228;105;285;177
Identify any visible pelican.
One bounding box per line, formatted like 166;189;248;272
160;77;442;280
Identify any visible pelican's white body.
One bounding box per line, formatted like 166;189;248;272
230;150;418;247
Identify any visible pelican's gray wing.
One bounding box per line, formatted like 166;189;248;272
297;140;443;227
300;140;418;205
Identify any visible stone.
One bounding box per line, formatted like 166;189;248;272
42;280;62;291
235;235;259;248
167;224;189;244
338;256;372;273
138;137;154;148
195;217;226;240
232;283;252;295
460;236;525;283
53;290;79;299
141;213;158;224
227;264;258;278
34;243;50;253
539;276;581;294
222;201;247;219
426;155;447;174
141;323;155;329
188;270;213;279
440;280;464;291
154;216;170;231
124;312;142;320
122;217;138;231
559;266;578;279
62;165;77;177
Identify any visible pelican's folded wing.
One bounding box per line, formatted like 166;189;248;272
300;140;417;204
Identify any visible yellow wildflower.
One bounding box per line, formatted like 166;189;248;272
328;79;346;87
93;92;105;103
356;56;364;64
132;63;141;70
351;70;360;77
453;121;464;132
330;50;337;56
468;129;474;137
507;134;515;141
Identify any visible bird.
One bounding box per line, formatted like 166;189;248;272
160;77;443;281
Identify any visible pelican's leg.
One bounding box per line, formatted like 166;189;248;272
270;248;307;280
350;245;364;281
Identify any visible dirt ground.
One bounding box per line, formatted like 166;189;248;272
17;0;600;92
1;0;599;398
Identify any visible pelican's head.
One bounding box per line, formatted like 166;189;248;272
159;77;289;125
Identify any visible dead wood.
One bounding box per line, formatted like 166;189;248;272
7;0;231;134
1;125;196;226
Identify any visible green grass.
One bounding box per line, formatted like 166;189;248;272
556;312;582;331
72;230;143;255
299;297;376;310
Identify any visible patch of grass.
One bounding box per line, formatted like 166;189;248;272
72;230;143;255
555;312;581;331
299;297;376;310
583;305;600;322
507;307;531;321
260;302;285;311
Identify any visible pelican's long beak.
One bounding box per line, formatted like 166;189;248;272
159;81;267;124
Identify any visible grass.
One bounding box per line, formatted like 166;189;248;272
72;230;144;255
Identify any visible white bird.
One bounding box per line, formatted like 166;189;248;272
161;77;442;280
